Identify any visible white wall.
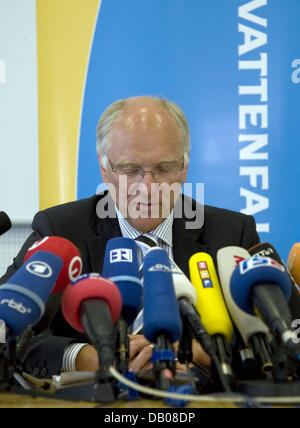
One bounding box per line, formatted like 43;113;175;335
0;0;39;223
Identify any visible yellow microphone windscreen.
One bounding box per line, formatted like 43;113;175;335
189;252;233;341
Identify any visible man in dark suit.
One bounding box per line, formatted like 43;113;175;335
0;96;260;377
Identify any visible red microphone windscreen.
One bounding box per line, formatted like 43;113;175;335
24;236;82;293
61;274;122;334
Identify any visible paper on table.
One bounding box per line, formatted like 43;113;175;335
52;372;96;389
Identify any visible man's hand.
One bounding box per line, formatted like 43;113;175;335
184;339;211;368
75;336;211;373
128;335;212;373
128;334;153;372
74;336;154;373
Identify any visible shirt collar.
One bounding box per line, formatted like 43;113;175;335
115;205;174;248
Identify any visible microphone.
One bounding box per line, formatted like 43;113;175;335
217;247;273;375
101;237;143;372
170;261;237;391
22;236;83;334
24;236;83;293
249;242;300;323
0;251;63;340
169;260;215;363
62;274;122;371
143;247;182;390
102;238;143;325
288;243;300;287
14;236;84;364
0;212;12;237
189;252;235;388
230;256;300;360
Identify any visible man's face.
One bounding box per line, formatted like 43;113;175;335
99;101;188;233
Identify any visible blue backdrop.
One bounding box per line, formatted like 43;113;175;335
77;0;300;262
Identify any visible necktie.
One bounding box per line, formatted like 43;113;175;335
131;234;159;334
135;233;160;249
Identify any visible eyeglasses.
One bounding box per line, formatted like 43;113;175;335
107;156;185;182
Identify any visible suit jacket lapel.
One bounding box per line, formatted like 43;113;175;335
87;211;122;274
172;195;207;279
172;224;207;279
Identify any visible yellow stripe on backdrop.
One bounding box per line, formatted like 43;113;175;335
36;0;101;210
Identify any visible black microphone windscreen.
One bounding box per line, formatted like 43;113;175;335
0;212;12;236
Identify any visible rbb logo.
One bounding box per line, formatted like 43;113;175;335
240;257;284;275
110;249;133;263
26;261;53;278
0;320;6;344
0;299;32;314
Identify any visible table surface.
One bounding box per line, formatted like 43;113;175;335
0;378;299;408
0;392;237;408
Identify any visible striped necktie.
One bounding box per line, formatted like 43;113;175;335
131;234;159;335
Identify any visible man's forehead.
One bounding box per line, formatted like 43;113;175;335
106;99;183;160
115;99;177;130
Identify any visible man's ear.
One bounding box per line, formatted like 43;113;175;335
98;154;108;183
182;152;190;183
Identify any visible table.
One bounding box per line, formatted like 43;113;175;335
0;392;237;408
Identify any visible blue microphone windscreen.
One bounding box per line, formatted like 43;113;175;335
0;251;63;338
230;256;292;315
143;248;182;343
103;238;140;277
102;237;142;324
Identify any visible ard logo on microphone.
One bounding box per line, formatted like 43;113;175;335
0;320;6;344
110;249;133;263
26;261;53;278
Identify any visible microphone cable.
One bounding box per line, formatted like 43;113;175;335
108;366;265;408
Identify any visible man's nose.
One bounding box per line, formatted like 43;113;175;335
137;171;158;200
140;171;156;188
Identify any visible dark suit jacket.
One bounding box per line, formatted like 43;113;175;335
0;192;260;377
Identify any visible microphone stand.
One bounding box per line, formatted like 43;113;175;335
236;332;300;397
80;300;123;404
177;324;200;392
249;334;274;376
0;330;17;391
178;323;193;366
152;335;176;391
94;365;120;404
0;330;36;393
15;328;35;365
115;316;130;373
270;335;290;383
211;334;236;393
